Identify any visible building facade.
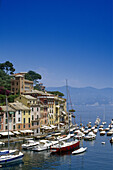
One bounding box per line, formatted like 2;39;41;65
11;73;33;95
15;95;40;134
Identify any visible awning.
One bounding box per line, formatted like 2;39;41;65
12;131;21;135
50;125;57;129
19;130;34;133
0;132;14;136
60;123;64;126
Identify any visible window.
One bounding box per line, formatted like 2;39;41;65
5;126;8;130
32;122;34;126
0;124;1;129
5;119;8;124
13;118;15;123
5;112;7;118
24;111;25;115
32;108;33;112
18;118;20;122
23;124;25;128
29;110;30;115
29;124;30;128
37;121;39;126
44;100;47;105
28;118;30;123
45;120;46;124
32;115;34;120
23;118;25;124
13;125;15;130
18;125;20;129
0;117;1;122
13;112;15;117
37;108;38;112
18;110;20;115
37;115;38;119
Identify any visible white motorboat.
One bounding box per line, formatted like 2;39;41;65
100;130;106;136
110;137;113;143
72;147;87;154
0;142;5;146
107;131;113;136
74;132;85;140
84;132;96;141
0;152;24;164
57;134;74;142
93;129;98;134
32;140;53;152
22;140;39;150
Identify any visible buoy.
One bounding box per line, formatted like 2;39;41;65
101;142;105;144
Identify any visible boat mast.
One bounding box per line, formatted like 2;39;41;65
6;96;10;150
66;79;70;134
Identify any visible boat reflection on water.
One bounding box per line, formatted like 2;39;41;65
50;150;72;156
1;160;24;168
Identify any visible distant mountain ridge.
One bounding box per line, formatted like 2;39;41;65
46;86;113;105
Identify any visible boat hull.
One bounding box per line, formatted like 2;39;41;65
51;141;80;153
72;147;87;155
0;153;24;164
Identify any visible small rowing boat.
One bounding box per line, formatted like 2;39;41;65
72;147;87;155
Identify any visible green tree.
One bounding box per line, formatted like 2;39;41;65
47;91;64;97
0;61;15;74
25;70;41;81
0;70;11;90
25;70;42;87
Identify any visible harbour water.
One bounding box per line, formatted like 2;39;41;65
1;104;113;170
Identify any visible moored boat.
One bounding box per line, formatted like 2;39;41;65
84;132;96;141
110;137;113;143
22;140;39;150
0;149;18;156
50;140;80;153
72;147;87;155
0;152;24;164
100;130;106;136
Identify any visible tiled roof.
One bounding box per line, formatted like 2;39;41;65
9;102;30;111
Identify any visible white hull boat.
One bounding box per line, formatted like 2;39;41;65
22;140;39;150
72;147;87;155
0;152;24;164
32;140;53;152
0;149;18;156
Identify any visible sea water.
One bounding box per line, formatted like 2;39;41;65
1;104;113;170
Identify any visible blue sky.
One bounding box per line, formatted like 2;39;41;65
0;0;112;88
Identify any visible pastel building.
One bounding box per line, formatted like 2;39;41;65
0;105;15;131
23;90;50;127
9;101;31;130
15;95;40;134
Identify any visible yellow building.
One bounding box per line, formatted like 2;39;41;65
46;95;67;127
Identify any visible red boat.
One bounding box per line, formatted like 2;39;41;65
50;140;80;153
